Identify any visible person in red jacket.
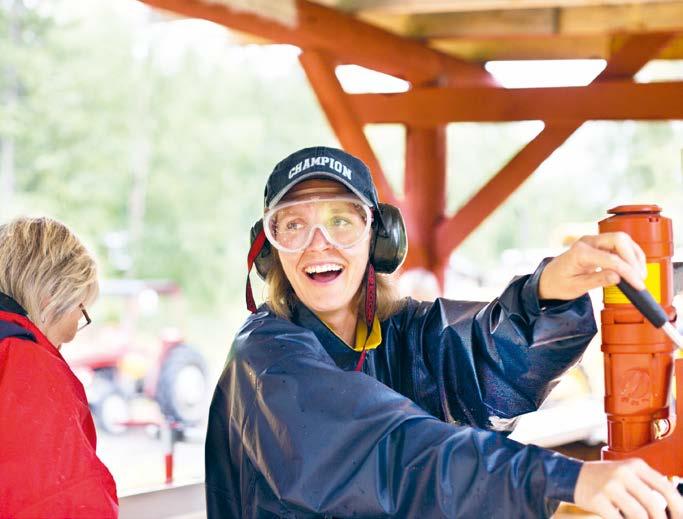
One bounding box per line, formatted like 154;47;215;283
0;216;118;519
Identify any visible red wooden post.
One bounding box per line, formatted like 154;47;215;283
402;125;447;287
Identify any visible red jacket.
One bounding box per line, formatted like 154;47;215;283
0;309;118;518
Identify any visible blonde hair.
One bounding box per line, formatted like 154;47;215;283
265;250;404;322
0;217;99;326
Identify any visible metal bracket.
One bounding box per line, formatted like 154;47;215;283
674;262;683;294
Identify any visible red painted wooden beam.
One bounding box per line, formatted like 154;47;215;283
437;123;579;262
601;31;682;79
402;126;447;276
299;50;398;207
139;0;495;86
433;32;679;263
350;81;683;124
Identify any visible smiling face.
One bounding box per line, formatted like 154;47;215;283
275;179;372;322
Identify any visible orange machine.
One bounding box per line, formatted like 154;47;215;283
599;204;683;476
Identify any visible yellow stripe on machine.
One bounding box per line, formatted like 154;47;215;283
603;262;661;304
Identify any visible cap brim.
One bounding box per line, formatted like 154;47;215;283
267;171;374;209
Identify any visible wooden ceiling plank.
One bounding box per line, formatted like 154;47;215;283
206;25;683;62
321;0;679;15
559;1;683;34
140;0;496;85
401;9;557;38
430;33;683;62
365;2;683;39
431;35;613;61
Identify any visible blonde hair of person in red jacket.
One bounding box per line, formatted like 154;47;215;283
0;216;98;348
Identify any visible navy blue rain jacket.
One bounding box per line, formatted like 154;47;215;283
206;261;597;518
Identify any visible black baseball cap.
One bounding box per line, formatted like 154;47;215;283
264;146;380;211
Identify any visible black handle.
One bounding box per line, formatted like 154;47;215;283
616;280;668;328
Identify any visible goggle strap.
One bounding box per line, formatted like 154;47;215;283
355;263;377;372
246;227;267;313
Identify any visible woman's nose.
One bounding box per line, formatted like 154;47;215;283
307;226;332;251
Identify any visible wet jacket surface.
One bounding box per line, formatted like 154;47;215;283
0;294;118;519
206;262;597;518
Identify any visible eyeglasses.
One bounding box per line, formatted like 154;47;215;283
77;304;91;331
263;196;372;253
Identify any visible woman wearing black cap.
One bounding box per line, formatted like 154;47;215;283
206;146;682;518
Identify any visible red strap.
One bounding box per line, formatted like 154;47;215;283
246;227;267;313
364;264;377;330
355;264;377;372
354;347;368;372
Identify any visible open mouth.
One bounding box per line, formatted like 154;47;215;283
304;263;344;283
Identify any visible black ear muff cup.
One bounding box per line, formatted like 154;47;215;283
250;219;273;280
372;204;407;274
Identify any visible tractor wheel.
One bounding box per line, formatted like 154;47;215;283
91;380;129;435
156;344;208;424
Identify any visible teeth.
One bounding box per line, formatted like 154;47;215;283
304;263;343;274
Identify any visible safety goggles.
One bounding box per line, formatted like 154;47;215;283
263;196;372;253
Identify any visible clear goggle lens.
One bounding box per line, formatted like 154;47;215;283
264;197;372;253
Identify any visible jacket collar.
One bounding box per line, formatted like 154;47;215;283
0;293;40;344
0;297;59;356
291;302;360;370
0;292;28;317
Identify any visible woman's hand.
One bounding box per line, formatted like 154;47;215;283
538;233;647;301
574;459;683;519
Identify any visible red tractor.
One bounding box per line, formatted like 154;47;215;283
63;280;208;435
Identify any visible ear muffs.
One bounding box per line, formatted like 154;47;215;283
250;219;273;281
249;203;407;280
371;203;407;274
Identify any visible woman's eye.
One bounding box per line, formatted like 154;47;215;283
285;220;304;231
331;216;351;227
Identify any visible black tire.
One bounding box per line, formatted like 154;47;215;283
156;344;208;424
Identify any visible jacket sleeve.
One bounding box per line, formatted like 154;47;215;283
209;317;582;518
401;258;598;433
0;339;118;519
